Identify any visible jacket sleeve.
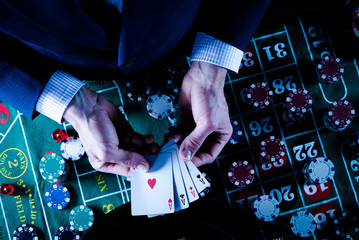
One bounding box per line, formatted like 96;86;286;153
195;0;271;51
0;33;57;119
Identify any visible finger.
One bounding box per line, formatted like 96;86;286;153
166;122;188;143
166;115;195;143
93;146;150;173
179;124;213;162
127;132;159;154
96;162;132;177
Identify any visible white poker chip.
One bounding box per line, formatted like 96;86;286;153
146;94;173;120
61;137;85;161
251;195;280;222
306;157;335;183
290;211;316;237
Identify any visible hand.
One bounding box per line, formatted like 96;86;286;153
168;61;233;167
63;86;158;176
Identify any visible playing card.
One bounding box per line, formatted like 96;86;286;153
186;161;210;193
131;153;175;216
160;142;199;204
175;147;199;203
160;140;176;152
172;151;189;211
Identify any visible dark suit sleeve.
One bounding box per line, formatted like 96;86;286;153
0;33;57;119
195;0;271;51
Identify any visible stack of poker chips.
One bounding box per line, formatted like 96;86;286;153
39;153;69;183
284;88;312;122
13;224;39;240
316;56;344;84
323;100;355;132
302;157;335;184
251;195;280;222
246;82;273;109
227;160;255;188
290;211;316;237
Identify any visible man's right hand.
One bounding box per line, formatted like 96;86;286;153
63;86;158;176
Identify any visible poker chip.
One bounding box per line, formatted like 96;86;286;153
324;100;355;131
69;205;94;231
353;6;359;37
45;184;70;210
251;195;280;222
229;120;243;144
290;211;316;237
246;82;273;109
333;211;359;239
146;93;173;120
228;160;255;187
286;88;312;115
165;79;180;100
302;157;335;184
316;56;344;84
55;225;80;240
61;137;85;161
125;80;152;101
13;224;39;240
39;153;69;183
259;136;287;162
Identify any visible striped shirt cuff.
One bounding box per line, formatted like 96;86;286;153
35;71;85;124
190;32;243;73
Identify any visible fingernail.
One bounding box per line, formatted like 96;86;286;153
183;149;192;161
136;163;148;172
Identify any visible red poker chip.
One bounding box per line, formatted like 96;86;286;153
316;56;344;83
246;82;273;108
327;100;355;127
228;160;255;187
259;136;286;162
286;88;312;114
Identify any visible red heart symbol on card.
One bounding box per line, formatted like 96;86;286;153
147;178;156;189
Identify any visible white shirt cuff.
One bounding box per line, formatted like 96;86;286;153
35;71;85;124
190;32;243;73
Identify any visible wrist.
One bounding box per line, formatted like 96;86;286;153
63;86;98;128
190;61;227;89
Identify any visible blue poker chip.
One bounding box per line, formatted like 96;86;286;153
229;120;243;144
45;184;70;210
61;137;85;161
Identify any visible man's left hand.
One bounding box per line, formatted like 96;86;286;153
167;61;233;167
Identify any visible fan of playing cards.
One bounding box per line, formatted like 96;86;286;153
130;140;210;217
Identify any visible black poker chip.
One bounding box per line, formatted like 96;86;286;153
332;211;359;239
55;225;81;240
125;79;152;102
13;224;39;240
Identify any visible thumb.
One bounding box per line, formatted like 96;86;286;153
179;124;212;162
